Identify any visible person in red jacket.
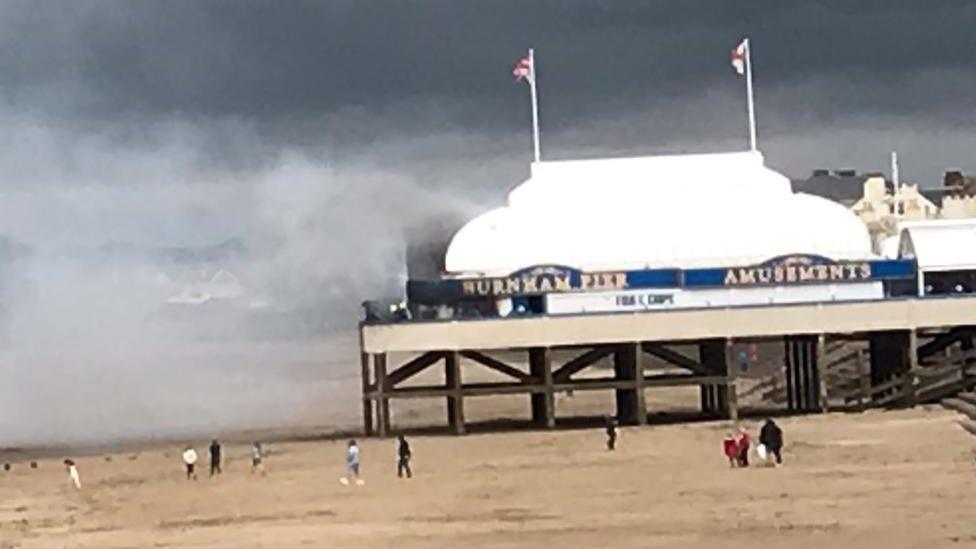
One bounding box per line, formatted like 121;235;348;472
723;433;739;468
736;427;751;467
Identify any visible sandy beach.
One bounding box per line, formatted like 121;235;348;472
2;406;975;548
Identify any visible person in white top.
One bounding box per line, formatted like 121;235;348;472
182;446;198;480
251;442;266;475
63;459;81;490
340;440;364;486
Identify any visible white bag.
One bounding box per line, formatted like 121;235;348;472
756;443;769;462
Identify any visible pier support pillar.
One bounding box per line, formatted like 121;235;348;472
816;334;829;412
904;330;919;406
869;331;911;405
724;340;739;421
633;343;647;425
375;353;390;437
614;343;644;425
962;335;975;386
699;339;727;418
360;352;374;436
529;347;555;429
856;348;871;410
785;336;818;412
445;351;465;435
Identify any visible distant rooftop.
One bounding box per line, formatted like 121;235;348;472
791;169;872;204
791;169;944;207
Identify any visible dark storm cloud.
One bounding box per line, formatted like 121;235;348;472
3;1;975;142
0;0;973;184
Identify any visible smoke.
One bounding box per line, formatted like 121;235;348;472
0;111;498;446
5;74;976;446
3;1;976;446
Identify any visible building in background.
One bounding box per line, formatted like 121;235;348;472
940;171;976;219
792;169;943;252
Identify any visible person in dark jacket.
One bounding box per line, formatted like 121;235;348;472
397;435;412;478
209;439;222;477
605;416;618;451
759;419;784;465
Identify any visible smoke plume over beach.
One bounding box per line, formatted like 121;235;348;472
1;1;975;445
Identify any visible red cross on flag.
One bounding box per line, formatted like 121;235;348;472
730;39;747;75
512;55;533;83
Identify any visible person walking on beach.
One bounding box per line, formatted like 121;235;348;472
736;427;751;467
182;446;198;480
759;419;784;466
209;439;222;477
63;459;81;490
723;433;739;468
605;416;618;451
396;435;412;479
340;440;364;486
251;442;266;475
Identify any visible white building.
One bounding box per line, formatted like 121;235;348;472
441;151;888;315
446;151;873;275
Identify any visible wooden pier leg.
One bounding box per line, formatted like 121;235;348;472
857;348;871;410
904;330;919;406
961;335;974;388
799;338;812;411
360;352;374;436
724;339;738;422
375;353;390;438
529;347;555;429
800;337;820;412
634;343;647;426
816;334;829;413
700;384;711;415
870;331;912;406
445;351;465;435
614;344;639;425
793;337;813;412
699;340;726;418
784;337;795;412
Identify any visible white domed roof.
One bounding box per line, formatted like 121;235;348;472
446;151;873;276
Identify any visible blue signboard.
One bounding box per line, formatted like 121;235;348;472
407;256;917;302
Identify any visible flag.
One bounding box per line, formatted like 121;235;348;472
513;55;533;83
730;39;747;75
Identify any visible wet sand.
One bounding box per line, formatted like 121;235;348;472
2;406;976;548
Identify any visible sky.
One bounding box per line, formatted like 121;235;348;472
1;1;975;445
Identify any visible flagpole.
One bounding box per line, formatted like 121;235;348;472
744;38;757;152
529;48;541;162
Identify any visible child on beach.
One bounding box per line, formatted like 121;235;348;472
340;440;364;486
723;433;739;467
182;446;198;480
63;459;81;489
251;442;266;475
736;428;751;467
396;435;412;479
605;416;618;451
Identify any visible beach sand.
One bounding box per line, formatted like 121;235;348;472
2;406;975;548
